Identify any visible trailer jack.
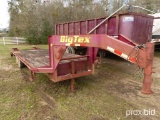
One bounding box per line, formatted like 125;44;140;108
141;43;154;94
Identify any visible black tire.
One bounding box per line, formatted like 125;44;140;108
65;47;75;54
98;49;106;58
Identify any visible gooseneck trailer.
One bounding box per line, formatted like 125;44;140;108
11;12;155;94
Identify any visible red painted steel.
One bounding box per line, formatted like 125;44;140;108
55;13;154;44
141;43;155;94
11;12;155;93
50;34;155;94
49;34;145;66
11;33;155;93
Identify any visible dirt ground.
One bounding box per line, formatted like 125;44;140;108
99;54;160;120
0;45;160;120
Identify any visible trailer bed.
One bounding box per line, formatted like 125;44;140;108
15;49;87;68
17;49;49;68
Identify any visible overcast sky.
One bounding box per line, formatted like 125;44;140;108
0;0;10;29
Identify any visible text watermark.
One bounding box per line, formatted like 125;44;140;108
126;109;156;117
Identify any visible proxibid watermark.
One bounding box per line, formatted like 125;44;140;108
126;109;156;117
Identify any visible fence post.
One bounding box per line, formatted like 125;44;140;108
16;37;18;45
3;37;5;45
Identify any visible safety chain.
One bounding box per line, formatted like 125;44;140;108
133;65;144;80
127;45;144;63
127;45;145;80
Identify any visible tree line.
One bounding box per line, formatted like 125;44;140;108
8;0;160;44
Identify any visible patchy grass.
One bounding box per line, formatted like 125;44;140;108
0;44;159;120
155;51;160;57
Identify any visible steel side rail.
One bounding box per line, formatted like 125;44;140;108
49;34;147;68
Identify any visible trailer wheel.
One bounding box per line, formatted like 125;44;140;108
98;49;106;58
18;60;25;68
65;47;75;54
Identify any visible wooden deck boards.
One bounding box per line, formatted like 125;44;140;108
17;49;87;68
18;50;49;68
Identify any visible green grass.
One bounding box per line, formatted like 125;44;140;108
0;44;150;120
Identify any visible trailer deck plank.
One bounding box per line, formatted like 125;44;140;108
16;49;87;68
18;49;49;68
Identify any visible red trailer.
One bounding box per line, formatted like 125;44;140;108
11;12;155;94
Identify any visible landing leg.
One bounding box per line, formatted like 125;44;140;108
141;43;154;94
